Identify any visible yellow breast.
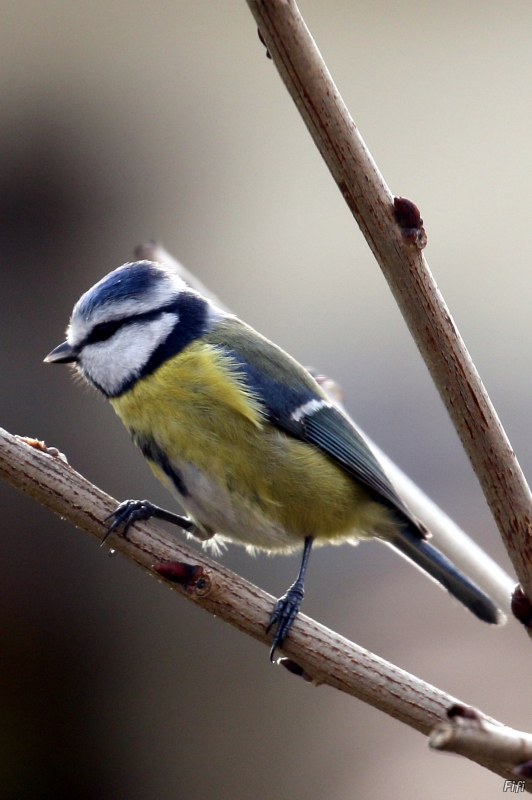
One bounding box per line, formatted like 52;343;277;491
110;342;392;549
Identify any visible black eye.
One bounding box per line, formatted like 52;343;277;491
86;319;123;344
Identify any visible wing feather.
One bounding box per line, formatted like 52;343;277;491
204;318;418;530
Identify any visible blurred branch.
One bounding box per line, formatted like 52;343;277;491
0;427;527;787
139;240;514;616
246;0;532;622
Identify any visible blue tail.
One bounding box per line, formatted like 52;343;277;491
390;527;503;624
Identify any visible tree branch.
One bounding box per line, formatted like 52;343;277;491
246;0;532;615
0;427;527;787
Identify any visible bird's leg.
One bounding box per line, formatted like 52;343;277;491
102;499;204;546
267;536;313;660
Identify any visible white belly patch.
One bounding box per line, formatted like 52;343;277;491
160;458;304;554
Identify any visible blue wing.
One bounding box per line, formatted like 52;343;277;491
207;320;419;529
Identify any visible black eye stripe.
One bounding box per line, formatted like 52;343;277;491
83;300;182;347
86;319;123;344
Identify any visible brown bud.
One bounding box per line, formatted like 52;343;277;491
257;28;272;59
511;585;532;627
393;196;427;249
447;704;481;721
278;658;313;682
154;561;204;587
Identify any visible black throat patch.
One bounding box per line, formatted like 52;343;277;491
140;290;209;380
102;290;210;398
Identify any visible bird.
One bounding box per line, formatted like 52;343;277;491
45;260;502;658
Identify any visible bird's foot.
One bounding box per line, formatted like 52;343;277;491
102;500;197;546
102;499;158;544
266;579;305;661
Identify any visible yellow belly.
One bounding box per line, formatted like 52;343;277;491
111;342;393;551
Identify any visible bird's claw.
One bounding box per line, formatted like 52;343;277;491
267;581;305;661
102;499;155;545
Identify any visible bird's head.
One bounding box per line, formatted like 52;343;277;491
45;260;220;397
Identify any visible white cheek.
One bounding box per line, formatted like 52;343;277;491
79;313;178;395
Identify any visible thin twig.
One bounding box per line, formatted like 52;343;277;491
246;0;532;613
0;427;527;787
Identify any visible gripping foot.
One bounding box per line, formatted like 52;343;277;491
266;535;314;661
267;580;305;661
102;499;199;546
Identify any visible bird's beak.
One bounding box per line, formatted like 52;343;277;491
44;341;78;364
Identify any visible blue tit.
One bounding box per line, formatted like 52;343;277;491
45;260;502;657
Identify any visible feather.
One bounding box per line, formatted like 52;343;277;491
205;317;422;534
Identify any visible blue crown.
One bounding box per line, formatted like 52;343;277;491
74;261;170;320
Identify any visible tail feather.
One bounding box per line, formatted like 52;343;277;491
390;526;504;625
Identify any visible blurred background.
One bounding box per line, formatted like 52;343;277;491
0;0;530;797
